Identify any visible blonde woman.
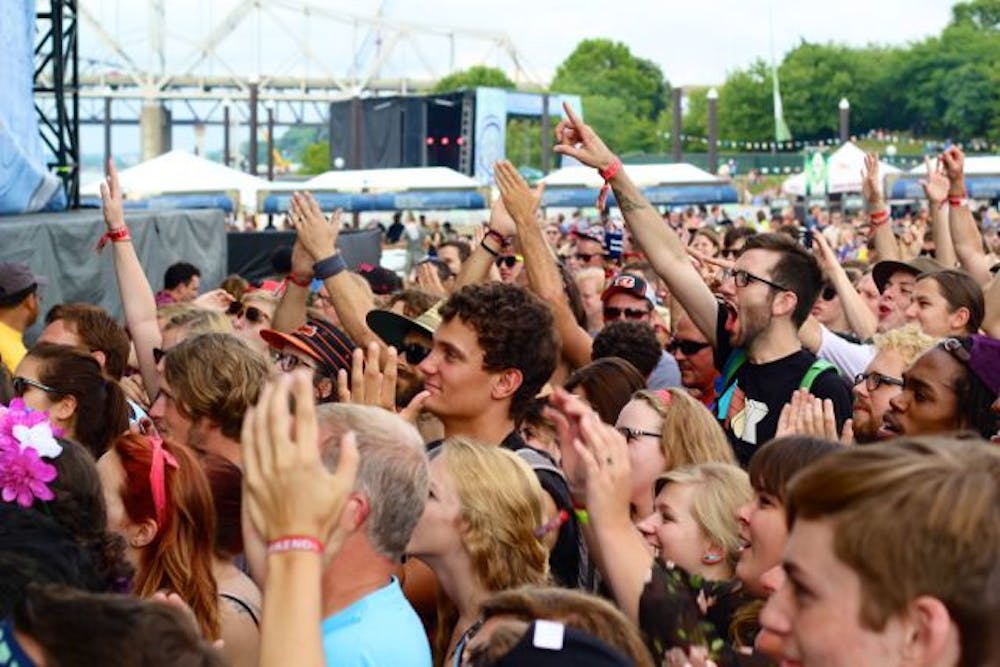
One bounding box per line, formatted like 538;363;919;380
406;437;549;667
228;290;279;355
616;388;734;519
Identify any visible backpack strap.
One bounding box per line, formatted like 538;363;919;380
715;349;747;420
800;359;837;390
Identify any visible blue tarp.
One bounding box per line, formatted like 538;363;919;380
891;176;1000;201
542;184;739;208
0;0;66;214
260;190;487;214
80;193;236;212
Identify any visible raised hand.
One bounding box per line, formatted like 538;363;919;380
336;342;398;412
774;388;843;442
99;157;126;231
571;407;633;523
290;193;341;260
487;197;518;239
553;101;617;171
494;160;545;227
193;288;236;312
940;146;966;194
861;153;884;209
919;156;949;206
810;227;839;275
241;371;360;544
415;261;448;298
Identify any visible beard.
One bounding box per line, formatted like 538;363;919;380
732;298;772;348
395;373;425;409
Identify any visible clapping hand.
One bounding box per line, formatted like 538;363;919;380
494;160;545;227
336;342;430;423
289;193;341;261
775;388;852;444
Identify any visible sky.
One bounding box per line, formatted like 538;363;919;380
76;0;957;163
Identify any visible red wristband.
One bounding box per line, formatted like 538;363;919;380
267;535;324;555
286;273;312;288
868;210;890;226
596;157;623;212
96;226;131;252
947;196;969;208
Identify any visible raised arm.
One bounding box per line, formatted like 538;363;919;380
943;147;994;284
495;160;594;368
863;153;900;262
813;230;877;339
100;158;162;397
454;201;515;289
920;156;957;268
291;193;381;349
552;102;719;345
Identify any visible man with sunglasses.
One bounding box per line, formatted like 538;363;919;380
668;312;719;408
549;101;851;465
260;318;355;405
570;227;607;272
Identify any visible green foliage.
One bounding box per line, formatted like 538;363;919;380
505;118;543;169
300;141;330;175
717;59;773;142
277;125;324;163
432;66;515;93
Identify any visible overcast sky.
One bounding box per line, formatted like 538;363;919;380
82;0;956;86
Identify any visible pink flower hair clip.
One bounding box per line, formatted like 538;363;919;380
0;399;64;508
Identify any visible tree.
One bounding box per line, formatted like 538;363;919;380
432;65;515;93
300;141;330;175
952;0;1000;29
551;39;669;121
717;59;773;143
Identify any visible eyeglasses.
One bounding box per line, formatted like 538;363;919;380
576;253;604;263
732;269;789;292
940;337;971;364
616;426;662;442
227;301;270;323
12;376;59;397
820;285;837;301
274;351;321;374
603;306;650;321
399;342;432;365
853;371;905;392
721;247;741;259
494;255;523;269
666;338;712;356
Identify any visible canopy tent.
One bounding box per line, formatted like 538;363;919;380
80;150;269;211
539;163;738;207
890;155;1000;200
258;166;487;213
782;142;900;197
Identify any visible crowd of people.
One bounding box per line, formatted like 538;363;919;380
0;100;998;667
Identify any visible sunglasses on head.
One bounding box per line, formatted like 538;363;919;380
666;338;712;356
227;301;269;323
12;376;59;397
603;306;650;321
399;342;432;365
494;255;523;269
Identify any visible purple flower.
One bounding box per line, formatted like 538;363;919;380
0;446;57;508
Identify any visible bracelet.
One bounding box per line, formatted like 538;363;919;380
947;196;969;208
574;509;590;526
286;273;312;288
96;226;131;252
313;254;346;281
596;157;623;212
868;210;890;226
484;228;507;246
267;535;324;555
480;237;500;257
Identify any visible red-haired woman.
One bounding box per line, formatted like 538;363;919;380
97;432;220;640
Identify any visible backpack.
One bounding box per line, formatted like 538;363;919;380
715;349;837;421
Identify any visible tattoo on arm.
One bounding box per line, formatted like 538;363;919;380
610;188;650;213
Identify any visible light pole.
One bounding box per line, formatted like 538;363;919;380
707;88;719;174
838;98;850;144
671;87;682;162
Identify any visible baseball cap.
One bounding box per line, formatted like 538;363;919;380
357;263;403;295
871;257;942;293
0;262;47;305
367;302;442;349
967;334;1000;398
571;227;605;245
489;621;632;667
600;273;656;305
259;318;355;378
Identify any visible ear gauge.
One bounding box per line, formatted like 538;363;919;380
702;553;723;564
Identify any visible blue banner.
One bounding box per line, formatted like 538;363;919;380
542;184;738;208
260;190;487;214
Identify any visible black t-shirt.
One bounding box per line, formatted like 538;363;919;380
714;307;853;467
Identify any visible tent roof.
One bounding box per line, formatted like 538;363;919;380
908;155;1000;175
540;163;722;188
782;142;901;196
303;167;480;191
80;150;268;209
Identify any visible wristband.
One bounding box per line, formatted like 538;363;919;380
313;254;346;281
868;210;890;226
267;535;324;555
286;273;312;288
596;157;623;212
479;237;500;257
947;196;969;208
484;228;507;246
96;226;131;252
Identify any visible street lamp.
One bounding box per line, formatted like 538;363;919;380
838;98;850;144
707;88;719;174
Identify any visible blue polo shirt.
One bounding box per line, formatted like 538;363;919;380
321;577;431;667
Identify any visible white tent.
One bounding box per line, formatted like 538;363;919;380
908;155;1000;175
303;167;480;191
782;142;901;197
541;163;723;187
81;150;269;210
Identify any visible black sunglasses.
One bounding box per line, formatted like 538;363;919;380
576;252;604;263
12;376;59;397
400;342;432;365
853;371;905;392
494;255;522;269
820;285;837;301
227;301;268;323
666;338;712;356
603;306;650;321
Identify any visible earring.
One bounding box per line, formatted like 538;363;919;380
702;553;723;564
